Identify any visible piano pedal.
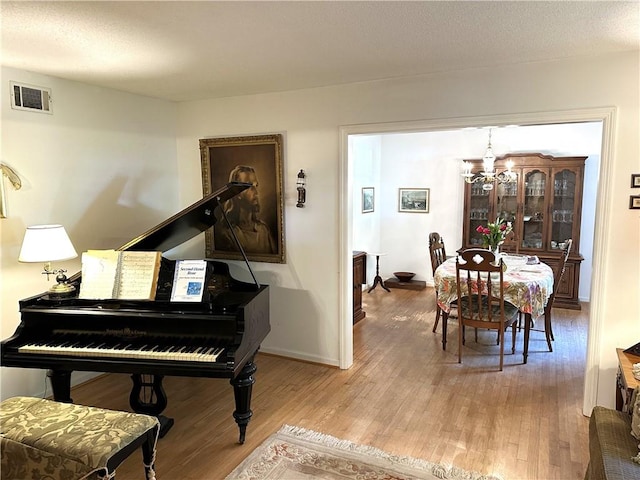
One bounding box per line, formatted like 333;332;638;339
130;374;174;437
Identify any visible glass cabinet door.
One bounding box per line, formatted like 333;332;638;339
495;172;518;225
467;182;492;247
521;169;548;250
550;168;577;251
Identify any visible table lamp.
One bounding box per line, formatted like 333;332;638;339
18;224;78;298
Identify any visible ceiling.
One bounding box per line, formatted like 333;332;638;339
1;1;639;103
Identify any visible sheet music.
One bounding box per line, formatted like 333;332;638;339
115;251;162;300
170;260;207;302
79;250;161;300
78;250;120;299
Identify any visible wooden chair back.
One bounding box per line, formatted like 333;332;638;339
455;248;518;370
549;239;573;305
562;238;572;262
542;238;573;350
429;231;452;333
429;232;447;274
455;249;506;328
500;229;520;254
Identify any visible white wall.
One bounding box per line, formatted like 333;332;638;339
351;123;601;299
375;130;468;284
176;51;638;408
1;67;178;399
351;135;382;274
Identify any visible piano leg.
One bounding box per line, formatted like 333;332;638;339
47;369;72;403
230;358;257;444
130;374;174;438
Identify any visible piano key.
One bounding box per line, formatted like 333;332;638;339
18;341;225;362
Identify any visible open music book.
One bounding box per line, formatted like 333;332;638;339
79;250;162;300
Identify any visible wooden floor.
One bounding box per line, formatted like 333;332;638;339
70;287;590;479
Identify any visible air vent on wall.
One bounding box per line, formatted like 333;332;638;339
10;81;52;114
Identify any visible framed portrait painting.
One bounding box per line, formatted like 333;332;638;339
398;188;429;213
200;134;285;264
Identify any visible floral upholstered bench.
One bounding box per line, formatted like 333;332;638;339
0;396;159;480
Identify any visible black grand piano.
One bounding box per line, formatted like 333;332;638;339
0;182;270;443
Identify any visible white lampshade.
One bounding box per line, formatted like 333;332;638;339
19;225;78;263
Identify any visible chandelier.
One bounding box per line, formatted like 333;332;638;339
461;129;517;191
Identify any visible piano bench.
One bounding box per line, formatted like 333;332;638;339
0;396;159;480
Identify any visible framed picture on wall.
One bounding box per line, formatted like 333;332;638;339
398;188;429;213
199;134;285;264
630;195;640;210
362;187;374;213
631;174;640;188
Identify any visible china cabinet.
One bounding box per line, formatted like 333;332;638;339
461;153;586;309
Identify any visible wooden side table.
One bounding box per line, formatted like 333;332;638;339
616;348;640;412
367;252;390;293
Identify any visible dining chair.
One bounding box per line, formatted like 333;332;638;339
499;229;520;254
455;248;520;371
429;232;454;333
543;238;573;350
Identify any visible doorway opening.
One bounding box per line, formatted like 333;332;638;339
339;108;616;417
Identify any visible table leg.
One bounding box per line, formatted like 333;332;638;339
544;311;553;352
523;313;531;364
442;311;448;351
616;367;624;411
367;255;390;293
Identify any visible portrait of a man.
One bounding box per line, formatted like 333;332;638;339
215;165;277;254
200;134;285;264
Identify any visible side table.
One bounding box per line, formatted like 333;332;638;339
367;252;390;293
616;348;640;413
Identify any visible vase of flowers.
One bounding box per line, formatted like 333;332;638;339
476;217;513;258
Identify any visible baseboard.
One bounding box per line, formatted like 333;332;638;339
260;346;339;367
72;371;103;389
40;371;103;399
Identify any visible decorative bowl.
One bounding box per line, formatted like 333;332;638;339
393;272;415;283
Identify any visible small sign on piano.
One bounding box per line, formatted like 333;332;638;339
170;260;207;302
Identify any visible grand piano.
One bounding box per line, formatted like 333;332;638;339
0;182;270;443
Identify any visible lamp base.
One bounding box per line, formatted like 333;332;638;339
48;282;76;299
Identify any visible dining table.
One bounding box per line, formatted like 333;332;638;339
433;253;554;363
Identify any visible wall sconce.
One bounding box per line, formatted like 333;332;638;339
296;169;306;208
0;163;22;219
18;224;78;298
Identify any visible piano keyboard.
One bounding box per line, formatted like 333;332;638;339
18;342;224;363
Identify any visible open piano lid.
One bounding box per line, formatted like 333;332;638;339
118;181;251;253
64;182;260;289
118;181;260;288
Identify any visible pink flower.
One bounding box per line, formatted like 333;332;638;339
475;217;513;249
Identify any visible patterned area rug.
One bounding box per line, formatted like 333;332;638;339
226;425;502;479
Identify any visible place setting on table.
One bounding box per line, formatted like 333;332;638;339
433;218;555;363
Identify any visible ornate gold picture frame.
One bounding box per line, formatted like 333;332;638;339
200;134;285;264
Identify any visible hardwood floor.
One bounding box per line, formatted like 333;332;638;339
69;287;590;479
